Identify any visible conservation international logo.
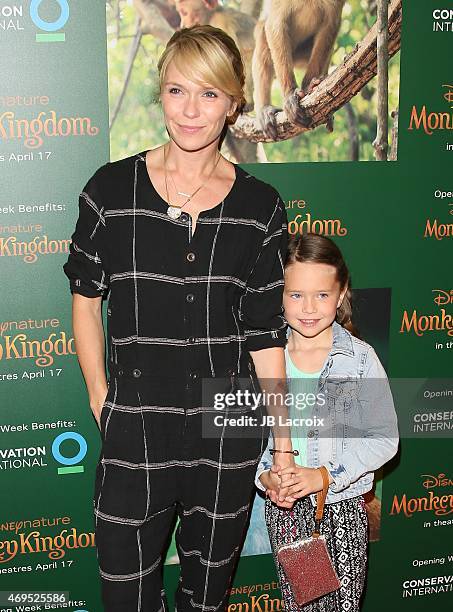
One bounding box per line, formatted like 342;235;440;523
30;0;69;42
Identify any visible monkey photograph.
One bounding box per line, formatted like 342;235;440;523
107;0;402;163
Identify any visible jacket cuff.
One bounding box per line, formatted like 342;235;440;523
255;468;268;492
325;461;351;493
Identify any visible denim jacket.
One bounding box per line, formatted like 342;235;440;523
255;321;399;504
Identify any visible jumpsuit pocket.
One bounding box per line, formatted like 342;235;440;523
99;381;112;436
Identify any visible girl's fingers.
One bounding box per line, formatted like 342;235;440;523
276;499;294;509
286;485;304;497
278;466;297;476
267;490;279;504
279;474;294;486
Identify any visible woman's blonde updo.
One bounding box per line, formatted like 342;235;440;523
157;24;247;126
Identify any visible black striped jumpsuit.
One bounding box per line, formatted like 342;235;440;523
63;152;288;612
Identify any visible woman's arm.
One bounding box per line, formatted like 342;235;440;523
250;347;291;452
240;190;295;504
63;167;111;425
72;294;108;426
251;346;295;503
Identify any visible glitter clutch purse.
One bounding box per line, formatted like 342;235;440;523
276;466;340;606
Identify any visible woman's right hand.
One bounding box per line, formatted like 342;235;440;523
90;386;109;428
259;469;280;494
260;465;297;509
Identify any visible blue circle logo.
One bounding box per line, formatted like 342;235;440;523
52;432;87;466
30;0;70;32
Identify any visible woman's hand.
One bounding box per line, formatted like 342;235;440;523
259;469;280;494
261;465;295;509
272;452;296;504
276;465;333;499
90;386;109;428
261;456;298;509
72;294;109;429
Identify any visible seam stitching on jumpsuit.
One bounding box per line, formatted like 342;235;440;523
95;377;118;533
206;200;225;377
201;416;227;610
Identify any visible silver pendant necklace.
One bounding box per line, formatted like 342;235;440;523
163;143;221;219
167;205;183;220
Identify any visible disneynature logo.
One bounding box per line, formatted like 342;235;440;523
424;191;453;241
400;289;453;341
30;0;69;42
389;473;453;520
422;473;453;490
408;85;453;137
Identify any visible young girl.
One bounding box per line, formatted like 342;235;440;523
255;233;399;612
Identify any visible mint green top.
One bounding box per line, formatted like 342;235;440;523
285;346;322;465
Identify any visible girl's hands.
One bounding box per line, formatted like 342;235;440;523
275;465;333;499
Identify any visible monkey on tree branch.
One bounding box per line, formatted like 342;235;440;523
253;0;346;139
233;0;402;143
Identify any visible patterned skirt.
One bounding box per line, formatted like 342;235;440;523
265;495;368;612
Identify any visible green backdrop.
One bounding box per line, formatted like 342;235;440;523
1;1;452;611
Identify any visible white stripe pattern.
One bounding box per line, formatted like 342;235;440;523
101;457;259;470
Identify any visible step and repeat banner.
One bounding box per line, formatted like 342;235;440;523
1;1;452;611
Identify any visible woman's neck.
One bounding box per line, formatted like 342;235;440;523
163;139;223;182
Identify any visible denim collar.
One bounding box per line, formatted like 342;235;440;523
331;320;355;356
285;320;354;357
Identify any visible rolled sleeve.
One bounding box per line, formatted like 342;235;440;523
63;169;109;298
239;192;288;352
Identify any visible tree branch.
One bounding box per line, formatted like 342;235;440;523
109;16;143;130
373;0;389;160
230;0;402;143
133;0;176;42
345;102;359;161
388;108;399;161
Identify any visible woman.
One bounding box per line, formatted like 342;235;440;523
63;24;294;612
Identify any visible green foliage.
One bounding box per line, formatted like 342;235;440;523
107;0;400;162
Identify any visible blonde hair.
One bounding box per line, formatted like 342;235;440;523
157;24;246;125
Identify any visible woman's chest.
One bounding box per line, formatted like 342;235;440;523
103;207;266;281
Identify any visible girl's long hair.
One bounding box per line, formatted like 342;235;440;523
285;233;359;337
